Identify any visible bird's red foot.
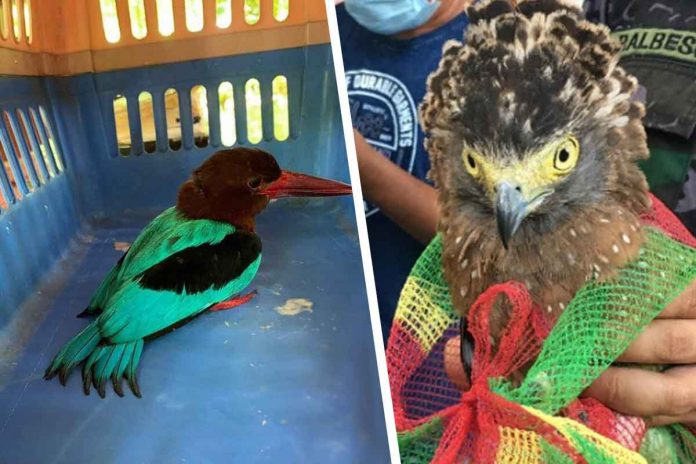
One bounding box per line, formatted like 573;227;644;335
209;290;258;312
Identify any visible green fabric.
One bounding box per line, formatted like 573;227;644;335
639;147;691;193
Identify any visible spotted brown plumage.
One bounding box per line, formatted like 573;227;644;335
420;0;652;364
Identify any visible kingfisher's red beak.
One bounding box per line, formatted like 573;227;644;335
261;170;352;199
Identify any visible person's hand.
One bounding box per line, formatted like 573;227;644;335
443;279;696;426
351;128;439;244
584;279;696;427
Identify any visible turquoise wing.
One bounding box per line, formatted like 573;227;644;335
84;207;236;313
118;207;236;279
100;250;261;343
90;209;261;343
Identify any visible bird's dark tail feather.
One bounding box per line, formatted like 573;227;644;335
44;323;144;398
76;307;97;318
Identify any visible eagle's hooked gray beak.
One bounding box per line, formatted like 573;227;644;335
495;181;553;249
495;181;528;249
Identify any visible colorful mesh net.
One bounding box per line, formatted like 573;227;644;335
387;194;696;463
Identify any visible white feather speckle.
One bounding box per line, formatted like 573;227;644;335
523;118;532;134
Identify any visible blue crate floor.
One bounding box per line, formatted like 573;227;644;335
0;200;389;463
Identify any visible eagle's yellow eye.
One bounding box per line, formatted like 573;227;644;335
553;136;580;173
463;150;480;177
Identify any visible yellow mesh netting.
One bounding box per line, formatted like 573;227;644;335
389;218;696;463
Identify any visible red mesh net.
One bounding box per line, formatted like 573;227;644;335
388;194;696;463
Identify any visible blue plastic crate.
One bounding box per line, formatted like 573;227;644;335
0;44;389;463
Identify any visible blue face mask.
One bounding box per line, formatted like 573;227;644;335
344;0;441;36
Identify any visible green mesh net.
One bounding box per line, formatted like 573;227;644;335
387;197;696;463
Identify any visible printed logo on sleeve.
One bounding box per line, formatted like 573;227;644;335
346;69;419;217
614;28;696;64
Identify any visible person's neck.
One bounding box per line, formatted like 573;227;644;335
394;1;470;40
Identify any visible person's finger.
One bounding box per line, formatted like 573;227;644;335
583;365;696;418
444;336;470;391
646;412;696;427
617;320;696;364
657;278;696;319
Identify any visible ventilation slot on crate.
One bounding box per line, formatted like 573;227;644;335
129;0;147;39
272;75;289;141
185;0;203;32
0;0;33;44
100;0;121;43
99;0;293;43
138;92;156;154
0;134;21;203
0;0;7;40
244;0;260;25
111;77;293;155
10;0;20;42
216;0;231;28
113;95;131;156
165;88;182;150
22;0;29;43
274;0;289;22
0;166;6;210
3;111;35;191
38;106;63;172
16;108;46;184
245;79;262;144
28;108;56;177
157;0;174;36
219;81;236;147
0;105;62;209
191;85;209;148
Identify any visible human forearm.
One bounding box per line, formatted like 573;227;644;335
354;130;439;244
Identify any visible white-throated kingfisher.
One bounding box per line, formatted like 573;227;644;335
44;148;352;398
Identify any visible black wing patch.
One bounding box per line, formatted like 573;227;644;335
137;231;262;294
